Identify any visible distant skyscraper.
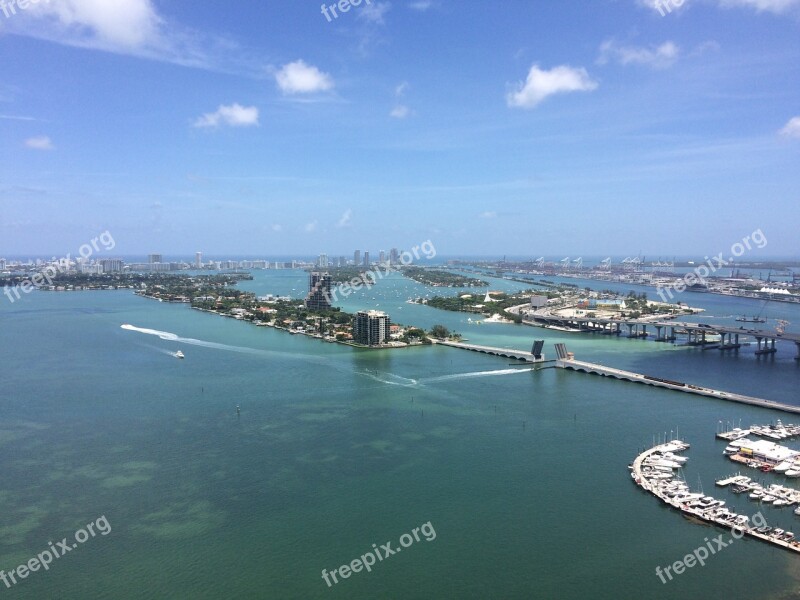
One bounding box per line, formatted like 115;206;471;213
318;254;329;268
99;259;124;273
148;254;162;264
305;272;332;311
363;251;370;266
379;250;386;264
353;250;361;266
353;310;390;346
195;252;202;268
390;248;399;266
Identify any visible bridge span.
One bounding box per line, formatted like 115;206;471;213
525;310;800;359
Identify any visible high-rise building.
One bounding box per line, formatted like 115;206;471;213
363;251;370;266
195;252;202;268
148;254;163;264
99;259;124;273
390;248;399;266
353;250;361;266
318;254;329;268
304;272;332;311
379;250;386;264
353;310;391;346
0;258;6;270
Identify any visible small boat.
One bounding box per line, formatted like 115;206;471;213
786;470;800;478
736;315;766;323
175;351;185;359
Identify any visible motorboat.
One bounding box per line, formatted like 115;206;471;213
175;351;185;359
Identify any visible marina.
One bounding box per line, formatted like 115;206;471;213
717;420;800;441
631;442;800;554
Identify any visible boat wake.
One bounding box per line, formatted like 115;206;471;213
421;368;533;383
120;324;273;357
358;370;418;386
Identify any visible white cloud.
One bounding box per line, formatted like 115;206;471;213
25;135;54;150
717;0;800;13
409;1;433;10
507;64;598;109
390;105;411;118
20;0;161;49
336;209;353;228
0;0;253;73
779;116;800;138
390;82;413;117
193;104;259;128
597;40;680;69
275;60;334;95
359;2;391;23
640;0;800;14
480;211;497;219
304;220;319;233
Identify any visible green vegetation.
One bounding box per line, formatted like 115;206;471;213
0;272;252;297
428;325;462;341
401;267;487;287
401;328;432;344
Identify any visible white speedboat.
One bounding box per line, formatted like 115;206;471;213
175;351;185;359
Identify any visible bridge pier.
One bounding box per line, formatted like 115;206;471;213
719;332;741;351
796;342;800;361
755;336;777;355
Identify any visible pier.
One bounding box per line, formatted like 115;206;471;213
632;443;800;554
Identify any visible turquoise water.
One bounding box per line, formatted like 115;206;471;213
1;271;800;599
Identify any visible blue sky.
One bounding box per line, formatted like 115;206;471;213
0;0;798;257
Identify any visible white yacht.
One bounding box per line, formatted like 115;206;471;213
175;351;185;359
